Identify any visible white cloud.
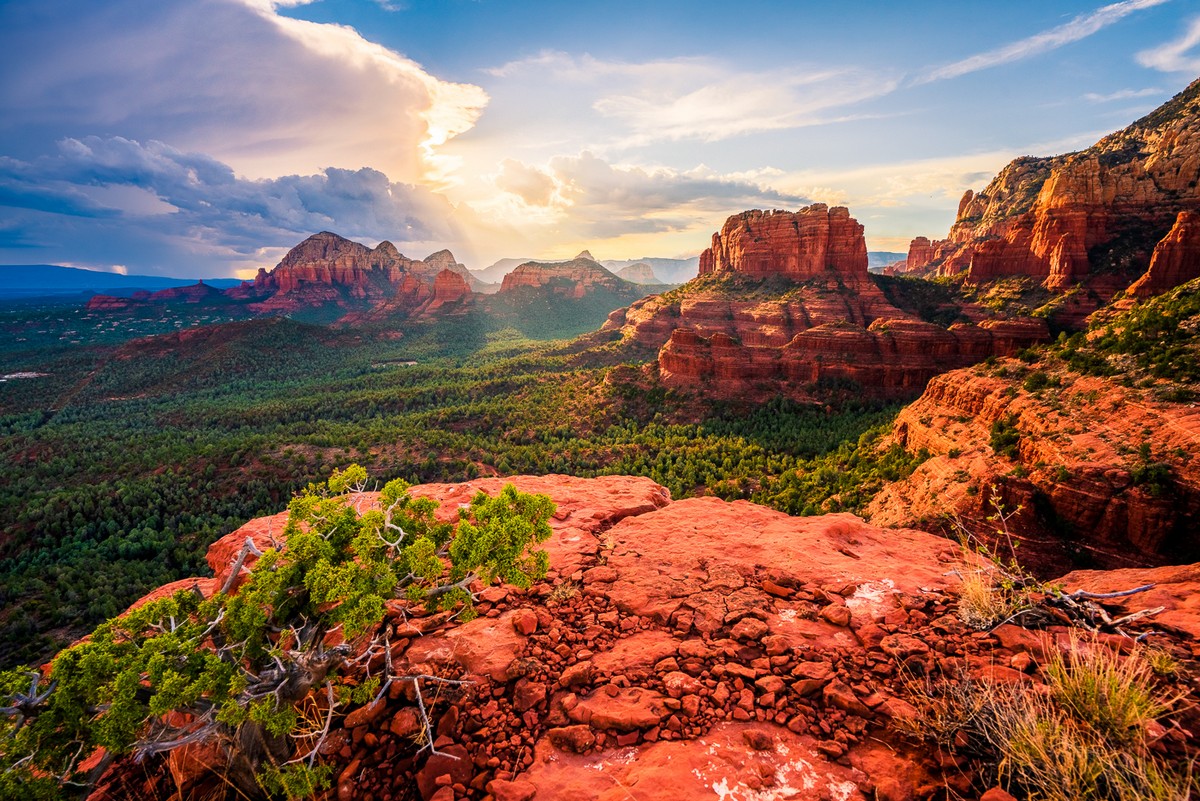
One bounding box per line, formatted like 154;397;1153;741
1137;16;1200;72
0;0;487;183
916;0;1170;84
494;159;557;207
487;152;810;238
1083;87;1164;101
483;51;898;147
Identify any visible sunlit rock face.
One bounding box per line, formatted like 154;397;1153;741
897;77;1200;302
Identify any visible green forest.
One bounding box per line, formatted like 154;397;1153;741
0;299;925;668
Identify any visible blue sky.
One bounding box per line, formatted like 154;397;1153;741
1;0;1197;277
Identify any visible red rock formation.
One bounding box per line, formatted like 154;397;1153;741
869;366;1200;572
698;205;868;282
615;262;660;284
1127;211;1200;297
222;232;473;318
100;473;1200;801
85;294;133;311
85;284;226;311
499;258;627;299
902;236;947;274
607;206;1050;400
147;282;225;304
657;318;1048;401
902;78;1200;298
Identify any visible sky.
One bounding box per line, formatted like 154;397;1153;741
0;0;1198;278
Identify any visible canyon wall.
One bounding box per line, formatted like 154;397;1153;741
897;78;1200;302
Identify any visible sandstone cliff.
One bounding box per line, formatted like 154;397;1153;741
85;283;227;311
899;77;1200;301
868;366;1200;573
225;232;474;318
615;262;661;284
698;205;868;283
605;206;1048;401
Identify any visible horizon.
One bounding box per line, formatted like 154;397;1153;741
2;0;1198;278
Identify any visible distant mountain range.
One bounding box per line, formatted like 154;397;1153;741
0;265;242;298
866;252;906;272
472;251;909;286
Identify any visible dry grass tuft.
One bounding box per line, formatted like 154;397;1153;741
956;567;1024;630
910;634;1194;801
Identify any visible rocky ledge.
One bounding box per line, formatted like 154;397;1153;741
94;475;1200;801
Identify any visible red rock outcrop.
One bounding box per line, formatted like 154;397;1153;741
498;257;628;299
868;365;1200;573
606;205;1049;400
85;284;226;311
95;473;1200;801
897;78;1200;299
223;232;473;318
615;262;660;284
698;205;868;283
1127;210;1200;297
658;318;1048;400
429;268;471;306
85;294;133;311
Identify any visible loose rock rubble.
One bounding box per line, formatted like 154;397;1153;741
91;475;1200;801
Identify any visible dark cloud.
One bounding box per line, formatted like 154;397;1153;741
0;136;464;275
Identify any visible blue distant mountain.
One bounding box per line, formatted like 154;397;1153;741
0;265;242;298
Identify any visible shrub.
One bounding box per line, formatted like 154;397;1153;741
0;466;555;799
989;415;1021;459
1044;634;1169;744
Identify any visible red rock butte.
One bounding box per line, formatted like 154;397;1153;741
699;205;868;282
605;204;1048;401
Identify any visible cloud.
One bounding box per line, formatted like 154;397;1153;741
1137;16;1200;72
490;152;810;237
483;51;898;146
0;136;465;275
0;0;486;183
916;0;1170;84
1083;87;1164;101
495;159;557;206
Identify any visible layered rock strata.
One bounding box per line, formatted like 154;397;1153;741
897;78;1200;301
499;257;631;299
605;205;1049;400
869;366;1200;573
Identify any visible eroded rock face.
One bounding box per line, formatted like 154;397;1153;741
222;232;473;318
899;78;1200;300
498;258;628;299
698;205;868;282
606;205;1049;400
657;317;1047;401
1128;211;1200;298
93;474;1200;801
869;366;1200;573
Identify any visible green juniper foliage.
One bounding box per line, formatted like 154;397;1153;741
0;465;554;800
